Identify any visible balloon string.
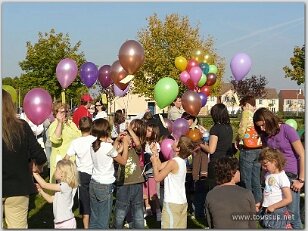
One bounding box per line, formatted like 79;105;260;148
61;90;66;104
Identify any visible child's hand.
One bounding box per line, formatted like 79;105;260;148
122;133;131;144
150;155;159;165
265;205;275;213
150;143;159;156
35;183;42;193
255;202;261;212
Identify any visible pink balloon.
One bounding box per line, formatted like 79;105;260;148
172;118;189;139
230;53;252;81
56;58;78;89
189;66;202;85
160;138;175;160
23;88;52;125
179;71;190;84
113;84;130;97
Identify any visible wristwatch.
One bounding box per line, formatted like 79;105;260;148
297;178;305;183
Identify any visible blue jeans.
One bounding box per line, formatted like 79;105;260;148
115;184;144;229
239;148;262;204
89;180;114;229
193;179;206;219
286;175;303;229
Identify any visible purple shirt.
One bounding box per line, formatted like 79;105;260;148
261;124;300;174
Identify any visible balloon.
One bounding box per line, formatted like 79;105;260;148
202;53;214;64
191;48;204;63
160;138;175;160
181;91;202;116
206;73;217;86
172;118;189;139
56;58;78;89
110;60;129;90
199;62;210;75
197;73;207;87
198;92;208;107
114;84;130;97
208;64;218;74
285;119;298;130
230;53;252;81
98;65;113;88
187;129;202;142
179;71;190;84
200;85;211;97
23;88;52;125
175;56;188;71
80;62;99;87
154;77;179;109
2;85;17;103
186;59;199;72
189;66;202;85
202;130;210;143
185;79;195;91
118;40;145;74
164;118;173;134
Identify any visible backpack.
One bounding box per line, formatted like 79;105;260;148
243;126;262;148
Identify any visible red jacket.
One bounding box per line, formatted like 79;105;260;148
72;106;92;127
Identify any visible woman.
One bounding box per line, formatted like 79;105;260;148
93;100;108;120
2;89;47;228
48;102;81;183
253;107;304;229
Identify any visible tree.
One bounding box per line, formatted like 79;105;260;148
283;44;305;85
230;75;268;99
19;29;87;105
134;13;225;99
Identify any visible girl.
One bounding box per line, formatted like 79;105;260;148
33;159;79;229
150;136;195;229
111;109;126;139
93;100;108;120
258;147;293;229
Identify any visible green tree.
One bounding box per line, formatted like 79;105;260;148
283;44;305;85
230;75;268;99
134;13;225;99
19;29;87;105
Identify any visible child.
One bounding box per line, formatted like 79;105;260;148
150;136;195;229
33;159;79;229
64;116;95;229
89;118;129;229
258;147;293;229
111;109;126;139
143;123;162;221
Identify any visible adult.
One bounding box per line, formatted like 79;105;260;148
93;99;108;120
72;93;93;128
167;97;184;121
205;157;256;229
2;89;47;228
235;95;262;207
253;107;305;229
49;102;81;183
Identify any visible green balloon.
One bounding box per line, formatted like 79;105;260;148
285;119;298;130
154;77;179;109
208;64;218;74
2;85;17;103
197;73;207;87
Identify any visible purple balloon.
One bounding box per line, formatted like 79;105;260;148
198;92;208;107
164;118;173;133
230;53;252;81
98;65;113;88
160;138;175;160
172;118;189;139
113;84;130;97
80;62;99;87
56;58;78;89
23;88;52;125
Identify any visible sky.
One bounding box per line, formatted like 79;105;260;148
1;1;305;91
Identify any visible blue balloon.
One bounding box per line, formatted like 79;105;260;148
198;92;208;107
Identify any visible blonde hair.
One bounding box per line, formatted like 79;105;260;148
56;159;79;188
259;147;286;171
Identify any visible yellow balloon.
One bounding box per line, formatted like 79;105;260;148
175;56;187;71
202;53;214;65
2;85;17;103
191;48;204;63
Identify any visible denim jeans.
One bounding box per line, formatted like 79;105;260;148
286;175;303;229
239;148;262;204
115;183;144;229
89;180;114;229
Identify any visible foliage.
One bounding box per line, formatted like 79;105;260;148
18;29;87;105
283;44;305;85
134;13;225;99
230;75;268;99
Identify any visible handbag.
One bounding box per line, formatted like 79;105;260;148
243;126;262;148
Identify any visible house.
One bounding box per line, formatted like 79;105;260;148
278;89;305;114
256;88;279;113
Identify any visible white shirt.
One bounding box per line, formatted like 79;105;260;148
91;142;118;184
94;111;108;120
66;135;96;175
111;122;126;138
164;156;187;204
262;170;290;207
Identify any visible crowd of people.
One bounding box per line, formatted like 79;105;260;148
2;89;305;229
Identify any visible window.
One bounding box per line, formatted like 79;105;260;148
148;102;155;115
259;99;263;104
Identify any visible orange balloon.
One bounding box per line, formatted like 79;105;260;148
187;129;202;142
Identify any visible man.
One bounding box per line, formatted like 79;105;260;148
167;97;184;121
72;94;93;128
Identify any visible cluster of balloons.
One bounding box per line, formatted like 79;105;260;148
230;53;252;81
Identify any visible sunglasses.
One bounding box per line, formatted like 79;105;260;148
95;104;102;107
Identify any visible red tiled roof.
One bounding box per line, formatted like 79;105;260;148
278;90;305;99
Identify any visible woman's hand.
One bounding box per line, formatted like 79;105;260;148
291;180;304;192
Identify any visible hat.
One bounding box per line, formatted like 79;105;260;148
81;94;93;102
